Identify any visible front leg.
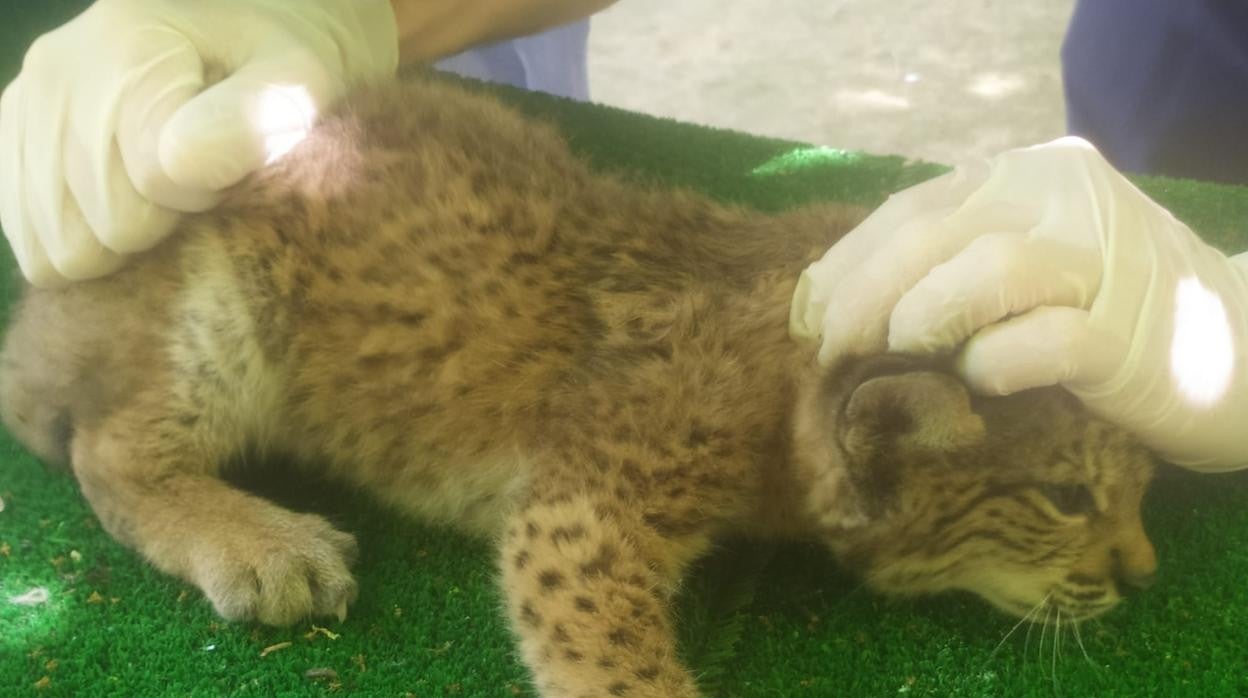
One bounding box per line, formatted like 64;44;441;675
501;492;706;697
71;392;359;626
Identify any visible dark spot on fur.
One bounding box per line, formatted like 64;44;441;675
539;569;565;591
526;522;541;539
397;311;426;327
643;512;703;538
551;525;587;545
551;623;571;643
514;551;531;571
608;627;638;648
508;252;540;267
519;601;542;628
574;596;598;614
620;460;646;486
686;424;711;447
597;657;617;670
593;504;622;523
609;682;630;696
636;665;660;681
580;543;618;577
564;649;584;662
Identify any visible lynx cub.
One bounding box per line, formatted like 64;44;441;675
0;75;1156;696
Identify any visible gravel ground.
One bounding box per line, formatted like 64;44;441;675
589;0;1075;166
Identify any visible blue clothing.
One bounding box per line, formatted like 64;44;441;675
434;20;591;101
1063;0;1248;184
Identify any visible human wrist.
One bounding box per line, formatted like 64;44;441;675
348;0;401;78
389;0;614;64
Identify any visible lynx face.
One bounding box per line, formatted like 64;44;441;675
800;355;1156;624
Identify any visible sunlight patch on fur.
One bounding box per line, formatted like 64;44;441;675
257;85;316;164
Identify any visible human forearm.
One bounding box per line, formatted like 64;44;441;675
390;0;616;63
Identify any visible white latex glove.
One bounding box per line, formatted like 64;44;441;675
791;136;1248;472
0;0;398;287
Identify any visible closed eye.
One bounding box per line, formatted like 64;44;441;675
1037;483;1096;517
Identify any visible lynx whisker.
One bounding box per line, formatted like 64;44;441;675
1071;615;1095;666
989;592;1049;661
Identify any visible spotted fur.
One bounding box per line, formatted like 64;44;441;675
0;75;1155;696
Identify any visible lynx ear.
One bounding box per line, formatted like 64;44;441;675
834;371;985;521
796;362;987;532
841;371;985;458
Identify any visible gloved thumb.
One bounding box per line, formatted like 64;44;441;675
158;48;337;191
955;306;1123;396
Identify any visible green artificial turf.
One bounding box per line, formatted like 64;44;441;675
5;3;1248;696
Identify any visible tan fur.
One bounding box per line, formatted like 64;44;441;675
0;75;1155;696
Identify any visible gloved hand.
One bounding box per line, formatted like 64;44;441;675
0;0;398;286
791;136;1248;471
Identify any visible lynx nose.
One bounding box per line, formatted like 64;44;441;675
1112;528;1158;592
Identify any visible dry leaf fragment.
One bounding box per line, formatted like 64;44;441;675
9;587;50;606
87;591;104;604
303;625;340;641
260;641;293;658
33;676;51;690
0;542;11;558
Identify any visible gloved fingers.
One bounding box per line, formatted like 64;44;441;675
790;162;988;342
159;45;338;191
1;76;61;286
888;232;1102;353
64;127;182;256
44;193;128;282
814;203;991;365
955;305;1122;396
114;27;221;215
15;54;132;280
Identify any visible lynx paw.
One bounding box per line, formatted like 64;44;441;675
192;512;359;626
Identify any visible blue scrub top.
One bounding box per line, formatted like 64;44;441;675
1063;0;1248;184
434;20;591;101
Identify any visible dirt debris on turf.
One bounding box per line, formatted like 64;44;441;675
0;492;6;512
305;667;339;682
33;677;51;690
0;541;10;557
351;654;367;672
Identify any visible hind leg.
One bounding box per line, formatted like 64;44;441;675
71;391;359;626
